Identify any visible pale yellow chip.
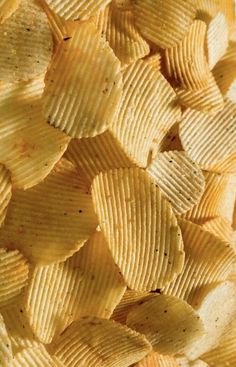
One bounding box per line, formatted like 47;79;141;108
163;219;236;303
92;167;185;291
25;231;126;344
179;101;236;173
110;60;181;167
0;0;20;24
0;164;11;227
147;151;205;215
65;131;134;187
0;313;12;366
0;159;98;265
43;20;122;138
0;78;70;189
12;346;59;367
202;217;233;242
134;352;180;367
216;174;236;223
51;317;152;366
207;13;228;70
0;0;53;82
132;0;196;49
0;248;29;309
165;21;210;90
201;333;236;367
126;294;204;355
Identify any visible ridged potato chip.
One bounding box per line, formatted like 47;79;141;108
0;248;29;309
0;0;53;82
0;159;98;264
216;174;236;223
0;313;12;367
0;0;20;24
144;52;162;71
12;346;58;367
92;167;185;291
0;164;11;227
43;20;123;138
133;0;196;49
126;294;204;355
163;219;236;303
25;231;126;344
207;13;228;70
110;60;181;167
134;352;179;367
114;0;132;10
147;151;205;215
201;333;236;367
51;317;152;366
165;21;210;90
202;216;233;242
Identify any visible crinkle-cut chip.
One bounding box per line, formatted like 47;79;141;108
190;361;209;367
110;60;181;167
65;131;134;187
25;231;126;344
216;174;236;222
201;334;236;367
176;72;224;115
132;0;196;49
143;53;162;71
0;0;53;82
162;219;236;303
0;248;29;309
51;317;152;366
207;13;228;70
114;0;132;10
12;346;59;367
0;159;98;265
165;21;210;91
95;3;149;66
92;167;185;291
134;352;179;367
202;217;233;242
147;151;205;215
126;294;204;355
0;0;20;24
0;165;12;227
158;123;183;153
0;313;13;366
43;21;122;139
179;102;236;173
0;78;70;189
186;281;236;360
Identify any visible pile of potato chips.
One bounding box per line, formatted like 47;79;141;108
0;0;236;366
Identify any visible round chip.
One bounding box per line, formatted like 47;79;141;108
0;313;12;367
0;164;11;227
207;13;228;70
92;167;185;291
0;0;20;24
12;346;58;367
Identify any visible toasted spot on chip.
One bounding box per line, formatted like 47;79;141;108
43;20;122;138
162;219;236;303
0;159;98;265
202;217;233;243
0;313;12;366
0;164;11;227
133;0;196;49
0;248;29;309
127;294;204;355
25;231;126;343
147;151;205;215
201;333;236;367
12;346;58;367
110;60;181;167
51;317;152;366
0;0;53;82
207;13;228;70
0;0;20;23
134;352;179;367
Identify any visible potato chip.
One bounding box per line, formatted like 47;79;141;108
132;0;196;49
0;159;98;264
126;294;204;355
207;13;228;70
143;52;162;71
110;60;181;167
0;0;53;82
216;174;236;222
179;101;236;173
92;167;185;291
162;219;236;303
65;131;134;187
190;361;209;367
12;346;59;367
115;0;133;10
25;231;126;343
0;313;12;366
43;20;122;139
51;317;152;366
0;164;11;227
0;78;70;189
147;151;205;215
201;334;236;367
158;123;183;153
202;216;233;242
165;21;210;90
134;352;179;367
0;0;20;24
186;281;236;360
0;248;29;309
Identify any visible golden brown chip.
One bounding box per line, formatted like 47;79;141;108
162;219;236;303
201;334;236;367
147;151;205;215
51;317;152;366
0;248;29;309
207;13;228;70
0;159;98;265
92;167;185;291
12;346;59;367
0;0;53;82
114;0;132;10
126;294;204;355
43;20;123;138
133;0;196;49
143;52;162;71
134;352;179;367
165;21;210;90
0;313;12;366
110;60;181;167
202;217;233;242
0;0;20;23
25;231;126;343
0;164;11;227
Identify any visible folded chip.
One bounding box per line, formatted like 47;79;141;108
92;167;185;291
207;13;228;70
0;159;98;264
126;294;204;355
0;164;11;227
0;313;12;367
51;317;152;366
43;20;123;138
25;231;126;343
12;346;59;367
0;0;20;23
134;352;179;366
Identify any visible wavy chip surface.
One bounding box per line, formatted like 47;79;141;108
0;0;20;24
0;313;12;366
